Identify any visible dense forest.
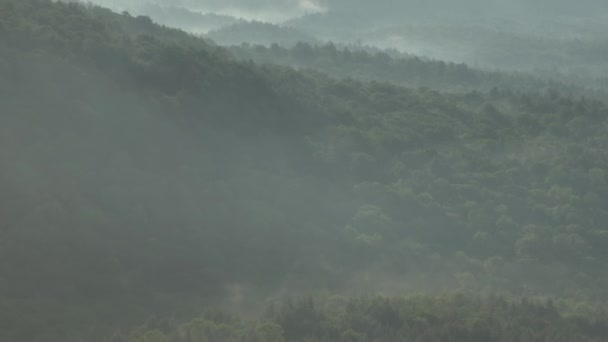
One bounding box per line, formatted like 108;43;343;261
121;294;608;341
2;0;608;341
226;41;608;96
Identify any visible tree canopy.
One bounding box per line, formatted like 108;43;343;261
1;1;608;341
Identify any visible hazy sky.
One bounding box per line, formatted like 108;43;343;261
86;0;606;24
89;0;327;22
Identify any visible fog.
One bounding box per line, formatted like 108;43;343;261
88;0;605;23
88;0;327;22
83;0;608;74
5;1;608;341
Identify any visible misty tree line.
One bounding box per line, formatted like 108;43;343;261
225;41;607;98
207;20;608;95
122;294;608;342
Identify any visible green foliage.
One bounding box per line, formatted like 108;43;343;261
254;322;285;342
124;294;608;342
2;1;608;341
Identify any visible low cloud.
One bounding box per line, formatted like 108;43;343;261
298;0;326;13
83;0;327;23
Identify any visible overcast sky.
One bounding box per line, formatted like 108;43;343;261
90;0;606;23
87;0;326;22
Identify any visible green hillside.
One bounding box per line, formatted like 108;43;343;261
2;1;608;341
226;42;608;97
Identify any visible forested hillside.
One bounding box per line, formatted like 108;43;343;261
283;6;608;85
226;42;607;96
2;1;608;341
361;24;608;75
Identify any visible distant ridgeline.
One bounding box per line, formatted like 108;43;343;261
2;1;608;341
136;4;239;33
282;9;608;89
226;41;608;98
207;21;317;46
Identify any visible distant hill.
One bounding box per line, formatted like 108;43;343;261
283;11;608;86
362;24;608;74
207;20;316;46
136;4;238;33
226;41;608;97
